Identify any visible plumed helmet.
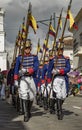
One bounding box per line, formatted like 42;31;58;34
44;56;49;62
25;39;32;47
49;50;53;56
56;41;64;50
39;60;43;66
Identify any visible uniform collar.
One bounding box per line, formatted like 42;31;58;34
57;55;63;58
24;53;31;56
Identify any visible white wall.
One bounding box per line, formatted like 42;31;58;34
64;49;73;69
0;9;7;70
0;33;5;52
0;9;4;32
0;53;7;71
72;17;82;69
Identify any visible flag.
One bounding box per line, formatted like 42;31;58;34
16;30;21;46
29;14;38;33
49;24;56;37
67;10;78;30
21;17;26;32
43;39;49;51
37;42;42;53
21;23;26;33
59;19;62;29
21;18;26;40
22;24;26;39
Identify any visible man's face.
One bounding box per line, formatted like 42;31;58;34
24;47;31;54
57;49;63;55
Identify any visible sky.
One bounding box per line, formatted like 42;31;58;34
0;0;82;54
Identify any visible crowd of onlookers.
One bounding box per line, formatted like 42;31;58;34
68;71;82;96
0;68;7;100
0;64;14;103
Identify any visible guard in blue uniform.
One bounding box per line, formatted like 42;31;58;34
47;50;56;114
14;39;39;122
41;56;49;110
47;42;70;120
36;60;44;107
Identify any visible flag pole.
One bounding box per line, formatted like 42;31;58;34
21;2;32;63
48;0;72;99
52;8;63;53
12;36;18;64
61;0;72;42
40;15;52;63
18;17;26;55
54;0;72;68
12;27;21;64
37;38;40;55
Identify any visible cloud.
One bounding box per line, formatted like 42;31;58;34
0;0;82;56
0;0;12;7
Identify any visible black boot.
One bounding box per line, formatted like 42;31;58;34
62;100;64;105
43;97;48;110
23;100;30;122
39;93;43;107
36;93;40;105
29;100;33;118
19;98;24;115
57;99;63;120
49;98;55;114
16;95;20;112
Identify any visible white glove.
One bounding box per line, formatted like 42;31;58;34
19;68;27;75
41;83;46;94
41;83;46;89
47;83;52;95
14;80;19;87
47;83;51;89
52;69;60;75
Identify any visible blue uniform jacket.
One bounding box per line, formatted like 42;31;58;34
47;55;71;93
36;66;43;87
41;63;49;84
14;54;39;80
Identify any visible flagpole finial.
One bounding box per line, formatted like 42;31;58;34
61;8;63;12
70;0;72;4
23;17;25;21
69;0;72;8
28;2;32;13
50;15;52;21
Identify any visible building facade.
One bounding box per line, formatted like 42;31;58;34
0;8;7;71
69;8;82;71
63;36;73;69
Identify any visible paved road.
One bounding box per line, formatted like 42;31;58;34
0;95;82;130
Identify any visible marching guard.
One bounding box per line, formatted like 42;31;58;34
36;60;44;107
47;42;70;120
14;39;39;122
47;50;56;114
40;56;49;110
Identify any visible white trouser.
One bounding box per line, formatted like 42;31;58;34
53;76;67;100
41;84;47;97
47;84;54;99
19;76;36;101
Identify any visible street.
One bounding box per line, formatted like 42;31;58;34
0;95;82;130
